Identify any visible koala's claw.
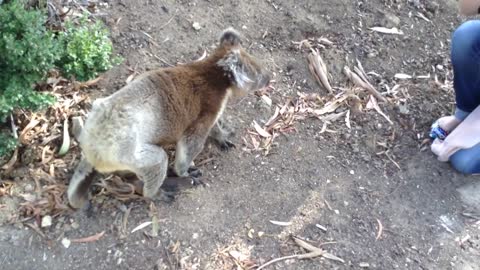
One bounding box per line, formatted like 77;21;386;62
220;140;236;151
190;176;206;187
188;166;203;178
159;190;176;203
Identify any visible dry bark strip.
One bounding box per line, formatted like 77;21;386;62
343;66;387;103
307;49;333;93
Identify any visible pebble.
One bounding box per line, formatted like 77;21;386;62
61;238;71;249
71;222;80;230
41;215;52;228
192;22;201;31
359;262;370;268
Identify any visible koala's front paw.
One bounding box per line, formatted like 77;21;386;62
188;166;203;178
189;176;206;187
220;140;236;151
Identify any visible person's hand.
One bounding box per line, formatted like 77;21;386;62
459;0;480;16
431;139;460;162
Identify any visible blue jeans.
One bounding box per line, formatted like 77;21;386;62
449;20;480;174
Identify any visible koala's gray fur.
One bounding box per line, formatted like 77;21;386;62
67;28;271;208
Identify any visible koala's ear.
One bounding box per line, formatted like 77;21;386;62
219;27;242;47
217;50;253;90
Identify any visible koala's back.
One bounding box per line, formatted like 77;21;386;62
78;71;195;173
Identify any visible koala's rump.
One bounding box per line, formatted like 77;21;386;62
79;80;182;173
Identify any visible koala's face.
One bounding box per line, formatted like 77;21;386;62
237;49;271;91
217;28;271;93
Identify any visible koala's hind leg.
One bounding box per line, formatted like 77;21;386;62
68;158;96;209
125;144;170;201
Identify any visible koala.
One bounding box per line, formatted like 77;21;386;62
67;28;271;209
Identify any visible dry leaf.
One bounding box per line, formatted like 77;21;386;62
269;220;292;226
58;118;70;156
344;66;387;103
321;252;346;263
253;121;271;138
394;73;412;80
370;27;404;35
319;111;347;122
131;221;152;233
375;219;383;240
318;37;334;46
19;118;40;144
313;95;348;115
247;229;255;239
345;110;351;129
265;107;281;127
366;95;393;125
195;50;207;62
307;49;333;93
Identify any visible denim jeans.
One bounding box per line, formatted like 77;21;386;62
449;20;480;174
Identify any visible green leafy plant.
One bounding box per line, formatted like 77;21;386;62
0;2;121;159
0;132;17;160
57;16;121;82
0;0;59;121
0;0;59;159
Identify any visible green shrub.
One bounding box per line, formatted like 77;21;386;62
0;0;59;159
0;0;59;122
57;16;121;81
0;2;121;159
0;132;17;160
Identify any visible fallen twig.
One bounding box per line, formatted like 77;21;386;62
70;231;105;243
256;255;298;270
256;236;344;270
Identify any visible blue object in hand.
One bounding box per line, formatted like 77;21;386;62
429;122;448;140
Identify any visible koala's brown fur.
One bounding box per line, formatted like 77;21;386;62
68;28;271;208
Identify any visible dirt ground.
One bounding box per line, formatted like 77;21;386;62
1;0;480;269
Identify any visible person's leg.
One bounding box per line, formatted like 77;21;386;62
437;20;480;132
452;20;480;115
450;143;480;174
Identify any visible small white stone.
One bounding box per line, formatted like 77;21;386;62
349;170;355;175
192;233;199;239
192;22;201;31
41;216;52;228
359;262;370;268
61;238;71;249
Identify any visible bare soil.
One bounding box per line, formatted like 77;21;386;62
1;0;480;269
